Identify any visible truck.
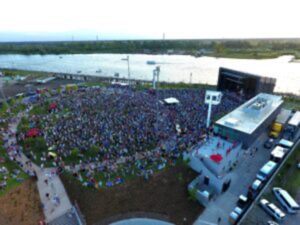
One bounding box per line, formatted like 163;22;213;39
269;109;291;138
284;111;300;140
269;122;283;138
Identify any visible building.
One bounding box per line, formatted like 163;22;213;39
186;93;283;206
186;136;242;206
217;67;276;98
214;93;283;148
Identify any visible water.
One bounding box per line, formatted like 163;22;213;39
0;54;299;95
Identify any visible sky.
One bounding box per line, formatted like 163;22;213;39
0;0;300;41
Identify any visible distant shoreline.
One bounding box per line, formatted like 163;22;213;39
0;39;300;59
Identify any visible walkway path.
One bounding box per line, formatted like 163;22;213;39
3;113;74;224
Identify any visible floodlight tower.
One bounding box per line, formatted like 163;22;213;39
204;90;222;128
152;66;160;89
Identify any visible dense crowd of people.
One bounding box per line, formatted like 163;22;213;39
18;86;244;187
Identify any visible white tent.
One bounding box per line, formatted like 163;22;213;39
163;97;180;105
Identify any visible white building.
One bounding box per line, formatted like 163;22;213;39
185;136;242;205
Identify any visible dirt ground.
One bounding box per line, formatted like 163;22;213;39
62;165;203;225
0;179;44;225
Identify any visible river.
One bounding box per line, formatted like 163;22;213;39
0;54;299;95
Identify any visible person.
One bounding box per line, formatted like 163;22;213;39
218;217;221;224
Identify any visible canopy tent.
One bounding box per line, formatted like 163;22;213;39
49;102;57;111
48;152;57;158
163;97;180;105
26;128;40;138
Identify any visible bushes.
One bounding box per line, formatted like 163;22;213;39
23;137;47;153
17;117;30;134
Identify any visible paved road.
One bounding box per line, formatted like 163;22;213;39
240;132;300;225
4;113;73;223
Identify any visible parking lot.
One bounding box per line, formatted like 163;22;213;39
241;196;300;225
240;135;300;225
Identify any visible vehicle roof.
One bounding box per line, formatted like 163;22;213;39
260;161;277;173
274;187;300;208
288;111;300;127
279;139;294;147
252;179;262;188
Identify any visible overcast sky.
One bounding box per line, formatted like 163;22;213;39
0;0;300;41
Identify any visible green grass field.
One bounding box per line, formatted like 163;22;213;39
0;140;28;196
273;144;300;196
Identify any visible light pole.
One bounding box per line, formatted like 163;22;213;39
152;66;160;89
204;91;222;128
121;56;131;85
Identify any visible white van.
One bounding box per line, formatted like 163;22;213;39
257;161;277;181
278;139;294;149
273;187;300;214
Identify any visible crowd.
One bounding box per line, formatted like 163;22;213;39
17;86;244;187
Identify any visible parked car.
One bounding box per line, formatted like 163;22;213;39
267;221;279;225
259;199;285;221
256;161;277;182
237;195;249;208
264;138;275;149
278;139;294;149
248;179;263;199
228;206;243;224
273;187;300;214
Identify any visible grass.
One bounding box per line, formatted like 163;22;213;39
0;140;28;196
272;143;300;196
29;103;49;116
1;68;49;78
283;96;300;111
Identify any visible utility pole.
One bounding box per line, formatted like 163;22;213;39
190;73;193;84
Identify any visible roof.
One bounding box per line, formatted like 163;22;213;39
189;136;241;176
163;97;180;104
260;161;277;174
271;146;287;158
36;77;56;84
275;109;291;124
288;111;300;127
216;93;283;134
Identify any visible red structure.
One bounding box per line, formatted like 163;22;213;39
210;154;223;163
